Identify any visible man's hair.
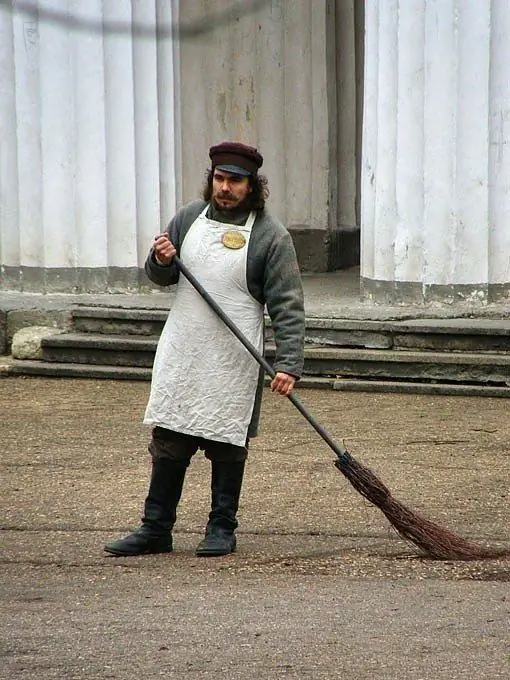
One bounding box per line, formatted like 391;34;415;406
202;170;269;211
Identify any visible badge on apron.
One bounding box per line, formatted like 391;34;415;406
222;230;246;249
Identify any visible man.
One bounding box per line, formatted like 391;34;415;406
105;141;305;558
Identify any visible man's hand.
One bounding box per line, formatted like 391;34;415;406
153;233;176;265
270;372;296;396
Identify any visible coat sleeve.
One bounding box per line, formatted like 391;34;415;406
262;230;305;378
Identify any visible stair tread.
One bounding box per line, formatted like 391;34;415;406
73;306;169;320
7;360;510;396
9;360;151;378
42;332;510;364
72;305;510;334
295;346;510;364
42;332;160;348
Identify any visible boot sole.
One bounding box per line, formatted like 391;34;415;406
104;545;173;557
195;545;237;557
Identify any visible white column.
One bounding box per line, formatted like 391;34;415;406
489;0;510;292
39;0;76;290
103;0;138;289
13;7;44;288
0;9;19;285
72;0;108;283
361;0;510;304
156;0;178;223
0;0;177;293
132;0;161;267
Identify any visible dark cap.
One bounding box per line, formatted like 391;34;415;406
209;141;263;176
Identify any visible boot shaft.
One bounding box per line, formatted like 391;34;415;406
207;460;245;532
142;457;189;531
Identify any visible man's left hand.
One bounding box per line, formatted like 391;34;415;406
270;372;296;396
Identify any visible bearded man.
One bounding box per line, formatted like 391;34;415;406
105;141;305;558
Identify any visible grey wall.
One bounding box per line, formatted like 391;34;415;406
177;0;362;272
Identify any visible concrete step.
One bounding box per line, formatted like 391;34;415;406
5;358;331;388
303;317;510;351
37;332;510;386
72;307;168;336
6;359;510;397
41;333;158;367
72;306;510;352
7;359;152;381
299;346;510;385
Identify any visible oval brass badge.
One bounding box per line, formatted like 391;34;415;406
221;230;246;250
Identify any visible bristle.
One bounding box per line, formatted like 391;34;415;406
335;451;509;561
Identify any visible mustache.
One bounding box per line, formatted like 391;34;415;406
217;192;236;200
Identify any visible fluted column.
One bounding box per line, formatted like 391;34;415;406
0;6;20;281
361;0;510;305
0;0;177;293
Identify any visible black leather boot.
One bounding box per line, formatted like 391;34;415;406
196;460;245;557
104;457;188;556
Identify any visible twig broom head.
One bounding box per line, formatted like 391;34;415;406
335;450;509;561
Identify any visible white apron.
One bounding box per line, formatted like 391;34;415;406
144;205;264;447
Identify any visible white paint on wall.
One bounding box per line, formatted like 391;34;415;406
422;0;457;287
394;0;425;282
156;0;178;227
13;6;44;268
0;0;177;290
0;9;19;267
373;0;398;282
362;0;510;294
39;0;76;268
103;0;138;269
72;0;108;269
360;0;379;281
489;0;510;285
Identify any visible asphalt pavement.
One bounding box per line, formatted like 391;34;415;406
1;377;509;679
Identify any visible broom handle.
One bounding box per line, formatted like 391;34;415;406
174;256;347;459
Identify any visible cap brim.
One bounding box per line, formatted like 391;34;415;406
215;164;251;177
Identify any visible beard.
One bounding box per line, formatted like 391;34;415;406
212;193;252;214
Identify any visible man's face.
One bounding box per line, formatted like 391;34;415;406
212;169;252;210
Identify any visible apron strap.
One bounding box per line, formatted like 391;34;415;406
201;204;256;231
245;211;257;231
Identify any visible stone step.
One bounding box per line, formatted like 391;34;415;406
72;307;168;336
8;359;152;381
71;306;510;352
6;359;510;397
42;333;158;367
38;332;510;386
300;317;510;351
299;346;510;385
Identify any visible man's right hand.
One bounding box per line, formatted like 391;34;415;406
153;233;176;265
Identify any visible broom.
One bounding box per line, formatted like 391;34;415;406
174;255;508;561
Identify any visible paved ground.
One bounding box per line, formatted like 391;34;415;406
1;377;509;679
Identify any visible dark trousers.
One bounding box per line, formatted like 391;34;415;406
149;426;249;463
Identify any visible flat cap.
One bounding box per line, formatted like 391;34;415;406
209;141;263;176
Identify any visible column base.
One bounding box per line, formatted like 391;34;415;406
361;278;510;305
0;266;162;294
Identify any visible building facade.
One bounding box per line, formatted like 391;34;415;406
0;0;509;306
